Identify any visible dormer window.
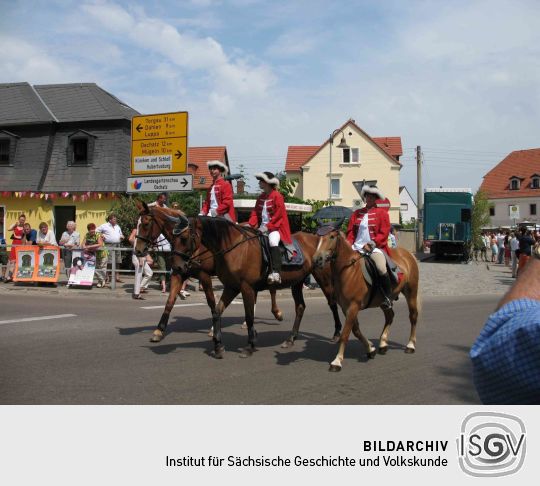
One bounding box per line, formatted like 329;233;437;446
67;130;96;166
531;174;540;189
509;176;523;190
0;130;19;166
342;148;359;164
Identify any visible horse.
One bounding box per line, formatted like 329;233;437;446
313;228;420;372
133;201;284;343
167;214;343;358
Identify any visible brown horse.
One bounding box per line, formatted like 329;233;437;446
133;202;284;343
167;215;343;358
313;229;420;372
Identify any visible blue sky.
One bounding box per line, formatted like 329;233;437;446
2;0;540;198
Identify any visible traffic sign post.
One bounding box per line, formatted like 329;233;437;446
127;174;193;193
131;112;188;175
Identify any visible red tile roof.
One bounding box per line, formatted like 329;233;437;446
285;145;321;172
285;119;402;172
480;148;540;199
372;137;403;159
187;146;229;189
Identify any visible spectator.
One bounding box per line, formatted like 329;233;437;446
503;232;511;266
82;223;108;288
5;214;26;282
59;221;80;279
148;192;168;208
128;226;153;300
171;202;180;210
509;232;520;278
36;222;57;246
517;228;535;275
22;223;37;245
388;226;398;249
490;233;498;263
470;242;540;404
97;214;124;284
152;233;170;293
0;233;8;281
496;229;505;264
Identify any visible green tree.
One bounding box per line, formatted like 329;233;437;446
472;189;491;247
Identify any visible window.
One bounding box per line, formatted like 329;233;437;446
401;203;409;211
532;177;540;189
510;178;520;190
531;204;537;216
331;178;340;197
72;139;88;165
489;206;495;216
342;148;359;164
199;176;206;185
0;140;9;165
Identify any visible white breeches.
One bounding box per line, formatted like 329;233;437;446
268;231;280;247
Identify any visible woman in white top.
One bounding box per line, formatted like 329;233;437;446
59;221;80;277
128;225;153;300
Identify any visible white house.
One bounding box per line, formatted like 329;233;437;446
399;186;417;223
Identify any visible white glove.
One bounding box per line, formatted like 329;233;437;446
259;225;268;234
210;209;217;217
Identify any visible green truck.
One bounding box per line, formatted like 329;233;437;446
423;188;473;259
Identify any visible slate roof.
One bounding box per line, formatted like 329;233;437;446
187;146;229;190
480;148;540;199
285;119;402;172
0;82;56;125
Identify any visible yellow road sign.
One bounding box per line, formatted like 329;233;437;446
131;111;188;175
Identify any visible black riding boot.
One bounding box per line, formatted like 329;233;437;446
268;246;282;284
380;273;393;309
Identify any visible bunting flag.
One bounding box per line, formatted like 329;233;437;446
0;191;119;200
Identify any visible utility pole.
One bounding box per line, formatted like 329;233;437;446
416;145;423;252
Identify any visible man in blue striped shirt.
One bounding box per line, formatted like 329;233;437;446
470;243;540;404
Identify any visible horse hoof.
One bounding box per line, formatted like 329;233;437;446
378;346;388;355
150;331;164;343
241;322;248;330
367;350;377;359
331;334;340;343
404;347;415;354
211;346;225;359
239;347;256;358
329;364;342;372
281;340;294;349
274;311;283;322
208;329;214;338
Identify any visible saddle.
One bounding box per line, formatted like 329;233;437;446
259;234;304;274
361;251;400;286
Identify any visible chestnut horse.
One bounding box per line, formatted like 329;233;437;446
133;202;284;343
313;229;420;372
167;215;343;358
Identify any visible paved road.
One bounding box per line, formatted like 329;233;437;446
0;289;497;404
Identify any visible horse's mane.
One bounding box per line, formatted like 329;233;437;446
199;217;257;248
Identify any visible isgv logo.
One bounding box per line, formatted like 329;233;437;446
457;412;526;477
131;180;143;190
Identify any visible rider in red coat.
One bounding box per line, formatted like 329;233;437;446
200;160;236;222
249;172;292;284
346;184;393;308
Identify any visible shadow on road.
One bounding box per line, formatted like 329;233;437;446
436;343;480;403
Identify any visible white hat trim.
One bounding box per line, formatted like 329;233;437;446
255;172;279;186
207;160;228;174
360;185;384;201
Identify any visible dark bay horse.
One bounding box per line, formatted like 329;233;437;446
313;229;420;371
169;215;343;358
134;202;284;343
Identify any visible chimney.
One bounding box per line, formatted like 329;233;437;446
237;179;245;194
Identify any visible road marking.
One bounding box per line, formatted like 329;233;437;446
141;301;244;310
0;314;77;325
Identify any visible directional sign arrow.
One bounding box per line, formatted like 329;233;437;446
136;123;143;133
175;150;183;159
181;178;188;188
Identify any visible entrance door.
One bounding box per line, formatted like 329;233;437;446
53;206;76;243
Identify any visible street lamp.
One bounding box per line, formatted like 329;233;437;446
328;128;350;201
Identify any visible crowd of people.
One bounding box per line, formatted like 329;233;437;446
474;228;540;277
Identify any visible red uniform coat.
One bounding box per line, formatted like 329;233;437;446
346;205;391;254
248;189;292;244
201;177;236;222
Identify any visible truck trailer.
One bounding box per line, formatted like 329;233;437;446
423;188;473;259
